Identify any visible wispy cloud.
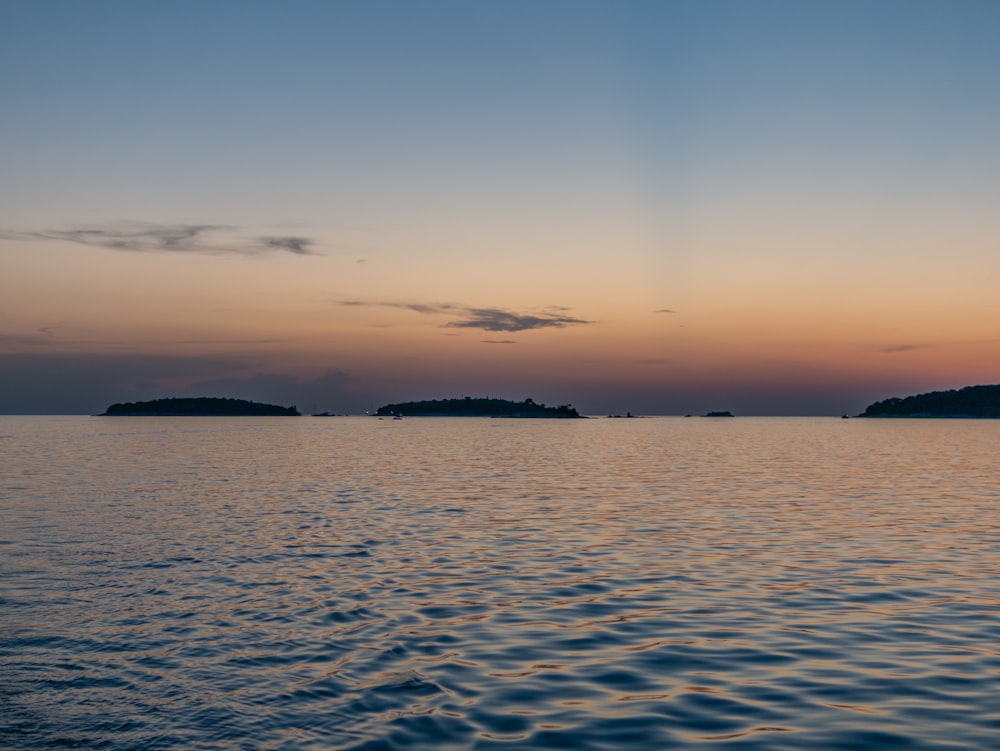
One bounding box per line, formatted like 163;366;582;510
654;308;677;314
482;339;517;344
445;308;590;332
260;236;313;255
2;222;318;256
337;300;592;333
876;344;920;353
403;303;459;315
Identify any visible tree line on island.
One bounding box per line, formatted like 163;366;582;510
858;384;1000;418
98;384;1000;418
101;397;300;416
375;397;582;418
98;395;582;418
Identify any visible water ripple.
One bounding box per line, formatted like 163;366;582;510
2;416;1000;749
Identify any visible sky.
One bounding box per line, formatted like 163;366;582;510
2;0;999;415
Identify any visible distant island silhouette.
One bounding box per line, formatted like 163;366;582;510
101;397;300;416
704;411;734;417
859;384;1000;418
374;397;582;418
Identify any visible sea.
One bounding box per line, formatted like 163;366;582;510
2;415;998;750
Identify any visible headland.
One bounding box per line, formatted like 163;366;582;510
858;384;1000;418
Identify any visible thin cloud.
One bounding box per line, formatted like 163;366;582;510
338;300;591;333
2;223;318;256
260;236;313;255
405;303;458;315
337;301;458;315
51;224;228;252
877;344;920;353
482;339;517;344
445;308;590;332
654;308;678;314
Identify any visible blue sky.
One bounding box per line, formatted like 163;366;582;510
8;0;996;227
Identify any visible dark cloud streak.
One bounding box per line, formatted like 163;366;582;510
260;236;313;255
336;300;591;333
445;308;590;332
2;223;318;256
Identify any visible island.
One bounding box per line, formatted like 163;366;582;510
705;411;734;417
100;397;301;416
374;397;583;418
858;384;1000;418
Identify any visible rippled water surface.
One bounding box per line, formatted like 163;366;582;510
2;415;999;749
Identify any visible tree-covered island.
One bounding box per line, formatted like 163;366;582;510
100;397;300;416
374;397;583;418
859;384;1000;418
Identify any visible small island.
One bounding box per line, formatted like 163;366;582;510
374;397;583;418
859;384;1000;418
705;411;734;418
101;397;301;416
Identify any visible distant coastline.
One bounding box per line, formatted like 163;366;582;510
100;397;300;416
858;384;1000;418
374;397;583;418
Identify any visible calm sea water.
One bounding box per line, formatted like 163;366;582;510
2;415;999;750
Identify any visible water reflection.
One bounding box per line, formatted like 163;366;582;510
2;416;999;749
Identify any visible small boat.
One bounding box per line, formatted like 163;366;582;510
392;412;403;420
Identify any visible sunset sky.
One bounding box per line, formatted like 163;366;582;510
3;0;999;415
